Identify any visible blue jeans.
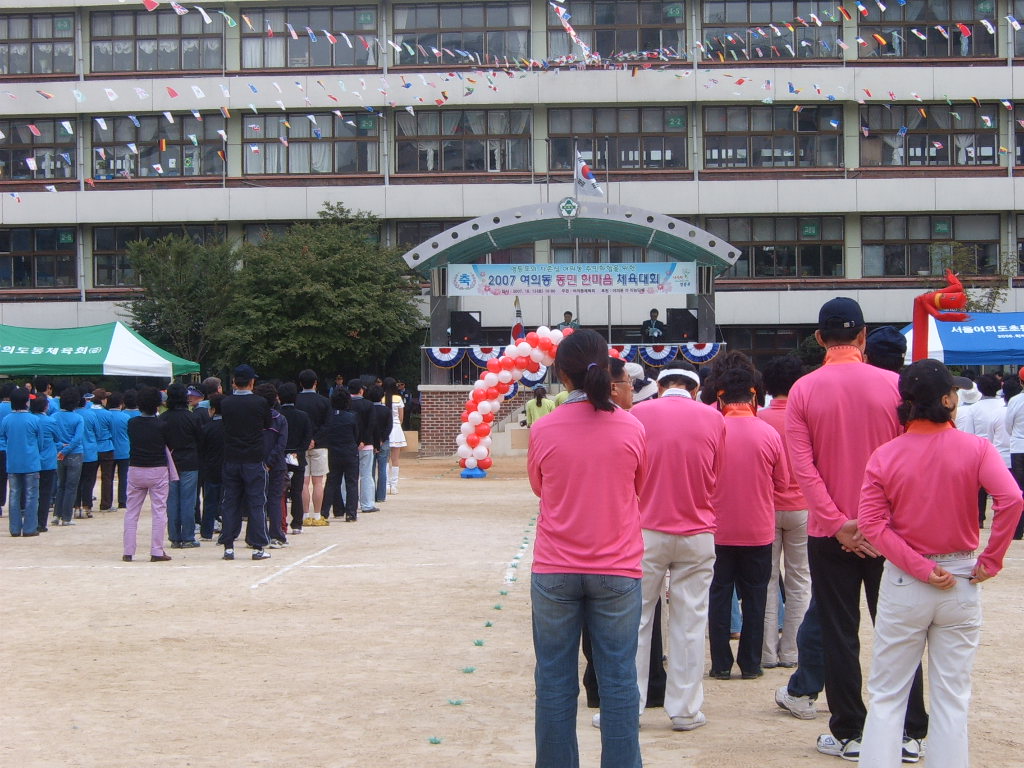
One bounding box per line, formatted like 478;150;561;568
167;469;199;545
531;572;642;768
55;453;83;523
787;596;825;698
8;472;40;536
200;481;221;540
374;441;390;502
357;448;375;511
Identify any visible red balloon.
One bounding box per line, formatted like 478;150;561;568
482;412;495;423
563;327;575;336
515;356;530;369
459;458;468;468
465;399;478;412
471;388;486;403
485;387;500;400
475;423;491;438
467;434;480;448
486;358;501;373
526;360;540;373
460;411;470;423
500;356;515;370
609;348;621;358
525;331;539;347
478;457;493;470
495;382;510;394
538;338;553;351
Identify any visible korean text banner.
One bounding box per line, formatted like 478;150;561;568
447;262;697;297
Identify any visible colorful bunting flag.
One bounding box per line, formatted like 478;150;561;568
194;6;212;24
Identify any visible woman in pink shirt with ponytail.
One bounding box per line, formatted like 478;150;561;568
858;359;1023;768
528;329;647;768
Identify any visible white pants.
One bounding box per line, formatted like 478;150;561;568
860;558;981;768
762;509;811;666
636;530;715;720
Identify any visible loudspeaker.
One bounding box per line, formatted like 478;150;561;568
450;311;483;344
666;308;698;342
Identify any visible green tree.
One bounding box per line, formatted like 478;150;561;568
213;203;423;377
931;241;1017;313
121;234;239;368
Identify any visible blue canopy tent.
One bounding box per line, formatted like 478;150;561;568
901;312;1024;366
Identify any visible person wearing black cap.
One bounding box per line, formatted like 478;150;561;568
217;364;272;561
858;359;1022;767
864;326;907;374
785;297;928;761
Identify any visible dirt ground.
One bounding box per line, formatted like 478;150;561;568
2;456;1022;768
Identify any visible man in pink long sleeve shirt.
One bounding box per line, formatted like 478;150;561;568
784;297;928;762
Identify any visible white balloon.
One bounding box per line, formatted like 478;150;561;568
457;445;473;459
530;348;544;362
473;379;487;390
517;341;533;357
477;400;492;415
465;457;478;469
483;372;499;387
511;368;524;381
490;398;503;411
472;445;489;460
536;325;551;338
505;345;519;358
550;329;564;344
480;436;492;448
456;434;467;445
541;354;555;366
460;423;474;435
497;370;513;383
468;411;483;425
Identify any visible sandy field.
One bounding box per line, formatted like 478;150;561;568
2;456;1022;768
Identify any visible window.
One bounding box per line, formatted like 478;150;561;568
243;223;294;243
859;104;998;167
0;227;76;289
859;0;997;58
862;214;1000;276
90;10;222;72
1016;106;1024;166
92;114;225;179
705;216;844;278
392;2;529;66
701;1;841;60
1017;0;1024;57
92;224;225;287
1017;214;1024;275
0;118;76;180
551;238;671;264
703;105;842;168
547;1;687;61
395;109;531;173
396;220;453;247
548;107;687;170
244;112;379;174
241;6;378;68
0;14;75;76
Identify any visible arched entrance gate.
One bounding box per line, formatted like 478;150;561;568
403;200;739;457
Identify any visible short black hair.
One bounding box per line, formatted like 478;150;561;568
208;392;224;415
818;326;862;345
762;355;804;397
165;383;188;410
60;387;80;412
716;367;758;404
298;369;318;389
347;379;365;395
29;394;48;414
976;374;1001;398
137;386;161;416
331;389;351;410
366;384;384;403
106;392;124;409
254;382;278;408
277;382;298;404
10;387;29;410
32;377;50;393
122;389;137;410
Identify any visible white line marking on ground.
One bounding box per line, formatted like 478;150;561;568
250;543;340;589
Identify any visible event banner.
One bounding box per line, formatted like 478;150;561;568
447;262;697;297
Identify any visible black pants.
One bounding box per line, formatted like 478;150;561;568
978;487;988;528
217;462;269;550
1010;454;1024;539
36;469;55;531
709;543;772;676
808;535;928;741
582;597;666;708
288;465;305;530
265;468;288;543
0;450;7;511
97;450;115;510
115;459;130;508
76;460;99;509
327;451;358;520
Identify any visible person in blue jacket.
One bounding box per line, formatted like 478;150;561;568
74;391;100;518
0;387;46;536
90;388;116;512
52;387;85;526
29;395;59;533
107;392;135;511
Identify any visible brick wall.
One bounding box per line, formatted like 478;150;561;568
418;385;529;458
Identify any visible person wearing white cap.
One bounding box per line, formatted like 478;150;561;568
626;363;725;731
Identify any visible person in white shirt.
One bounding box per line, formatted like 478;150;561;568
964;374;1010;528
1003;367;1024;539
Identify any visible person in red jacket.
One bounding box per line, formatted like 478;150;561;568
858;359;1023;768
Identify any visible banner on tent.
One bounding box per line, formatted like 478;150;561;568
447;262;697;297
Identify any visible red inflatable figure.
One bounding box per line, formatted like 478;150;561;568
912;268;969;362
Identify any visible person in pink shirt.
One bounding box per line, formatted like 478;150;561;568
786;297;928;762
708;366;788;680
528;329;647;768
629;363;725;731
757;355;811;670
858;359;1023;768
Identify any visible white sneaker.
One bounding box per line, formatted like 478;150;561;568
776;686;817;720
840;738;862;762
671;711;706;731
816;734;844;757
592;713;601;729
901;737;922;764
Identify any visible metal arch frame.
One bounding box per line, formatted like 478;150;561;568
401;202;740;275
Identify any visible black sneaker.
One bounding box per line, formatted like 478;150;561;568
252;549;271;560
180;540;201;548
223;548;235;561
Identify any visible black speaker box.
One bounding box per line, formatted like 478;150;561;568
666;308;698;342
450;311;483;344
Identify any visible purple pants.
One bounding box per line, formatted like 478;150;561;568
123;465;170;558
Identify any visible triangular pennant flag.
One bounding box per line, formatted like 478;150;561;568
94;117;108;131
194;5;212;24
192;85;206;99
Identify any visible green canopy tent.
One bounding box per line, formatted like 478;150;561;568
0;322;199;378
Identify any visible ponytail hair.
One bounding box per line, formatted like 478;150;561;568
896;397;954;426
533;385;547;404
554;328;614;413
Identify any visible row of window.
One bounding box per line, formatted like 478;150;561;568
4;214;1021;291
4;105;1023;180
4;1;1024;75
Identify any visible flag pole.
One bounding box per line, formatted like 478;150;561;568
604;135;610;203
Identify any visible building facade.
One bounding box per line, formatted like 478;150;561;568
1;0;1023;367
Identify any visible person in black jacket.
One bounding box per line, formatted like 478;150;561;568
277;382;312;534
325;389;359;522
198;393;225;541
294;369;331;525
348;379;378;514
367;385;393;505
254;383;289;548
123;387;173;562
160;383;203;549
217;365;272;561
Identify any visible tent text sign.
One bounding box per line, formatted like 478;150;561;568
447;262;697;297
